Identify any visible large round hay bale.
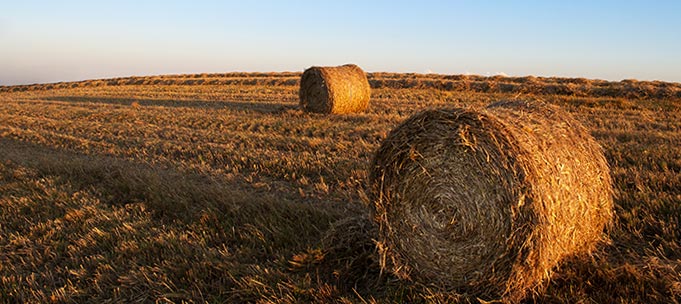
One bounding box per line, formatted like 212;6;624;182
299;64;371;114
369;100;613;301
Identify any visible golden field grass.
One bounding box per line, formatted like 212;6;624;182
0;73;679;303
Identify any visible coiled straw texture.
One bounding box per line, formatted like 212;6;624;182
370;100;613;301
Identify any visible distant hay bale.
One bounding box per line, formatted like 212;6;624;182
299;64;371;114
369;100;613;301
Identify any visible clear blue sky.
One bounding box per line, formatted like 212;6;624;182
1;0;680;85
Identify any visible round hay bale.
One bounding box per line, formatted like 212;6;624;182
369;100;613;301
299;64;371;114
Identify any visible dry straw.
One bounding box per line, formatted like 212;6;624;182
320;216;381;284
299;64;371;114
369;100;613;301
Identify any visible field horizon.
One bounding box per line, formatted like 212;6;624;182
1;71;679;303
3;72;681;100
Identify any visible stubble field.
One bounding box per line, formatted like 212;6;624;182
0;73;679;303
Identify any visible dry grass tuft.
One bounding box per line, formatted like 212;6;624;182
299;64;371;114
370;100;614;301
320;216;381;284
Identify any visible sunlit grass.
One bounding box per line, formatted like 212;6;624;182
1;73;679;302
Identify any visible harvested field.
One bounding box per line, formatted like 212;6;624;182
0;73;679;303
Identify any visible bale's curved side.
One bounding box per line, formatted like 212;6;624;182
299;64;371;114
369;100;613;301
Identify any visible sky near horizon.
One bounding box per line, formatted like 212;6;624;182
1;1;680;85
